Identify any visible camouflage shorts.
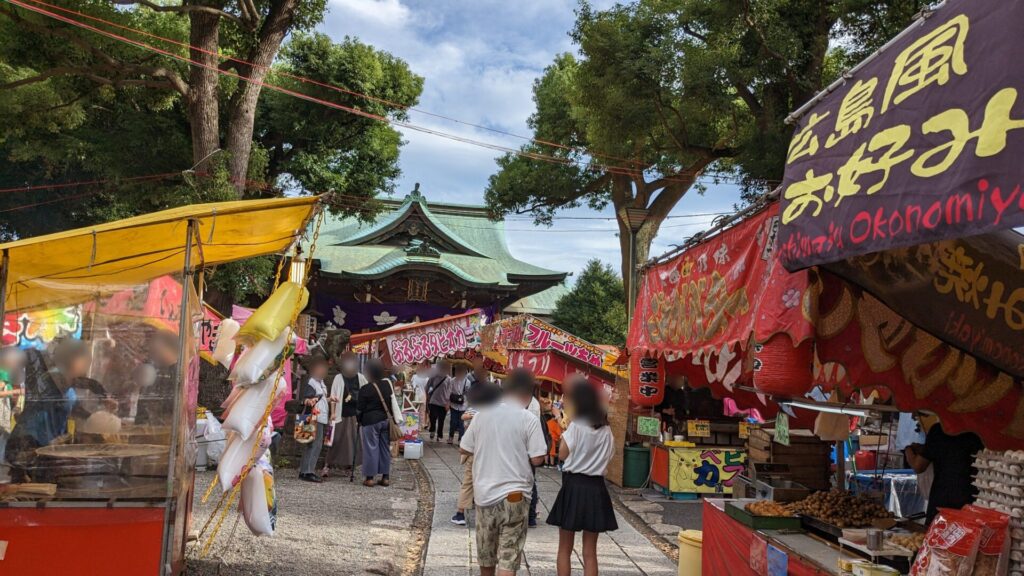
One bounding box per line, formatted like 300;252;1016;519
475;496;530;572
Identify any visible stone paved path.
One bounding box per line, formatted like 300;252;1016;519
420;440;678;576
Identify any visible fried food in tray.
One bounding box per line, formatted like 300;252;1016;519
783;490;893;528
745;500;795;518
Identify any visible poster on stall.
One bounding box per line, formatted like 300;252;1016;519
767;544;788;576
777;0;1024;270
668;447;746;494
2;306;82;349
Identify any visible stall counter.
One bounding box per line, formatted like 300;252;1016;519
702;499;862;576
651;445;746;498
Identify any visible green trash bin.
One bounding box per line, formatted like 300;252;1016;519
623;445;650;488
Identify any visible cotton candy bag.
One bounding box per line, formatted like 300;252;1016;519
240;452;277;536
229;330;288;387
962;505;1010;576
218;417;273;491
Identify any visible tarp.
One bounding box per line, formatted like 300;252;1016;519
777;0;1024;270
825;229;1024;378
628;203;814;358
349;310;482;365
0;196;320;312
481;314;612;368
815;270;1024;450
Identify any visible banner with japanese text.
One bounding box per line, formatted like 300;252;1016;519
481;314;610;368
815;270;1024;450
778;0;1024;269
2;306;82;349
507;349;616;390
385;312;481;365
628;203;814;359
825;229;1024;378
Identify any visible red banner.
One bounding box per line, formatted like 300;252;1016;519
385;312;481;365
629;203;814;358
778;0;1024;270
815;270;1024;450
507;349;616;390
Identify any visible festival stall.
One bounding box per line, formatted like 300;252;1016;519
693;0;1024;573
627;202;826;498
0;197;320;575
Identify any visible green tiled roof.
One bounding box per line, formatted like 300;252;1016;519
309;189;567;291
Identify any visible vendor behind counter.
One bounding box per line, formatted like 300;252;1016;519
656;374;721;425
904;420;983;525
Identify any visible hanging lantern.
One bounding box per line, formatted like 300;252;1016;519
630;353;665;407
752;334;814;397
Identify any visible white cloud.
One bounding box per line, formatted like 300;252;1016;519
327;0;411;28
317;0;744;279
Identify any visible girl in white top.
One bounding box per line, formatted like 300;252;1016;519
545;381;618;576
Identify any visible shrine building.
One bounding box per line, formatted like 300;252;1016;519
307;185;569;334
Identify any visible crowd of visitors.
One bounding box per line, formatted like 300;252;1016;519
292;355;618;576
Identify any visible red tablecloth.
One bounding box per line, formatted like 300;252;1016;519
702;501;829;576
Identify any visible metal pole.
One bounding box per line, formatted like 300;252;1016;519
160;219;196;576
0;249;9;322
626;229;636;323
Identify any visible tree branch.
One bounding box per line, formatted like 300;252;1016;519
0;66;85;90
111;0;245;27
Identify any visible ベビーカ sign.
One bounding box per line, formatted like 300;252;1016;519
778;0;1024;270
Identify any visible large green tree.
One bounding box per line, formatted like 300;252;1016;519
0;3;422;298
486;0;922;301
551;259;627;346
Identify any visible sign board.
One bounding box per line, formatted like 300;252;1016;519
636;416;661;437
775;412;791;447
385;312;481;365
687;419;711;438
667;447;746;494
777;0;1024;269
739;421;753;439
482;315;610;368
2;306;82;350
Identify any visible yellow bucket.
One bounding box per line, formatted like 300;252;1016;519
677;529;703;576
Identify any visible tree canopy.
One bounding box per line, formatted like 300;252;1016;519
0;3;422;299
486;0;923;300
551;259;627;347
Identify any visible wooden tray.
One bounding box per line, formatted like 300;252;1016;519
725;501;802;531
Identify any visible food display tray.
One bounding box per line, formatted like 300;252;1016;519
799;514;844;540
725;500;803;531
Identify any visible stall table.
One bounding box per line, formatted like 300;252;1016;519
703;499;862;575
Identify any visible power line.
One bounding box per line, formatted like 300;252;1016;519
4;0;778;189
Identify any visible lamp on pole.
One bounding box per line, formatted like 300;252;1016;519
624;208;648;323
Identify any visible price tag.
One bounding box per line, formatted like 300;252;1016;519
636;416;660;437
687;419;711;438
739;421;752;439
767;544;788;576
775;412;790;446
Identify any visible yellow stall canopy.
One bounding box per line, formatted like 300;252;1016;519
0;196;319;312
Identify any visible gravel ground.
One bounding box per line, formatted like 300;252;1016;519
187;460;423;576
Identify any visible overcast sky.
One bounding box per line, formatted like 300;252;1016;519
318;0;743;280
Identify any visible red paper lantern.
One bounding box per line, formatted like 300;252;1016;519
752;334;814;397
630;353;665;406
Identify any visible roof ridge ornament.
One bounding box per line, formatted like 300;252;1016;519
408;182;424;202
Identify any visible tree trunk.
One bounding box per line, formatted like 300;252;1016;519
224;0;298;193
187;7;221;174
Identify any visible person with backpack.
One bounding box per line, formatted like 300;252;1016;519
447;363;471;445
425;360;451;442
546;381;618;576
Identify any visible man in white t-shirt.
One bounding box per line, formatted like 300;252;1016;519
460;369;547;576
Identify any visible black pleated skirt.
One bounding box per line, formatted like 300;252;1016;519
546;472;619;533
